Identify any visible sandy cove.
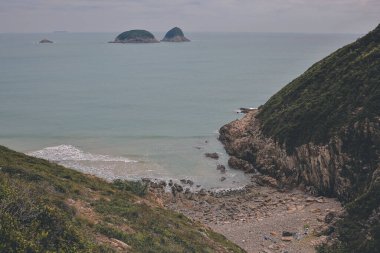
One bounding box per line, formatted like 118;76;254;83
148;181;343;253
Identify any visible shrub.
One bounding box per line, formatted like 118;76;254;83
113;180;148;197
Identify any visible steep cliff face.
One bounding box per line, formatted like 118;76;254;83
220;110;378;201
220;24;380;252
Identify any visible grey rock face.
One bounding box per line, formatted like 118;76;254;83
219;109;378;201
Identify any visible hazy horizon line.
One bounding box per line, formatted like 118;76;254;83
0;30;362;36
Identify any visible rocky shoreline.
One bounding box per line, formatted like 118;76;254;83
145;178;342;253
216;23;380;252
219;109;353;199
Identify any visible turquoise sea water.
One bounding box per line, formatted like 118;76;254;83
0;32;359;189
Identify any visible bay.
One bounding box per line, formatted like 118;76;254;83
0;32;358;189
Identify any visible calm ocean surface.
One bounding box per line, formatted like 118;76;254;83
0;32;359;189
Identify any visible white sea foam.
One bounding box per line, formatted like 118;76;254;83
26;145;250;190
27;144;136;163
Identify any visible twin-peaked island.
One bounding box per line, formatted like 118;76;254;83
111;27;190;43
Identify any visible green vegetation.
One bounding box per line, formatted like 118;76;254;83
112;179;148;197
164;27;185;39
335;170;379;252
115;30;156;42
255;24;380;253
162;27;190;42
0;145;245;253
257;24;380;154
318;170;380;253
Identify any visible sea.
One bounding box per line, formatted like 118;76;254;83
0;32;359;190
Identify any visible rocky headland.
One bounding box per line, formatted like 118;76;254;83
111;29;159;43
219;24;380;252
161;27;190;42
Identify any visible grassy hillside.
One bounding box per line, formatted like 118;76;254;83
255;24;380;253
257;24;380;154
0;145;245;253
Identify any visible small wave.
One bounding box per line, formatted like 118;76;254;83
27;144;136;163
212;129;220;134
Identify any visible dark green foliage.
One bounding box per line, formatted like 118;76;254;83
92;192;242;253
113;179;148;196
115;30;155;41
332;172;380;253
254;24;380;252
95;223;130;243
0;177;93;252
318;172;380;253
0;145;245;252
164;27;185;39
316;243;346;253
257;24;380;154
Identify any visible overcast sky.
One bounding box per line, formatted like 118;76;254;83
0;0;379;33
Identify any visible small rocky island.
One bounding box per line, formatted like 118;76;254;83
162;27;190;42
39;39;53;43
111;30;159;43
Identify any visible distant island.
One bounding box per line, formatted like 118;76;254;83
39;39;53;44
111;30;159;43
162;27;190;42
3;19;379;253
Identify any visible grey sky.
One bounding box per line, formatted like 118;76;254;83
0;0;379;33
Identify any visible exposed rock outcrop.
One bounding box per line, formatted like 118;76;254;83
220;109;358;198
219;24;380;252
111;30;159;43
161;27;190;42
205;152;219;159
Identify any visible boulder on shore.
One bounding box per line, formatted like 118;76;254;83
111;30;159;43
217;165;226;173
205;152;219;160
161;27;190;42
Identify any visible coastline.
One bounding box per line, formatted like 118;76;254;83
24;140;252;191
1;26;378;252
19;139;343;252
0;144;247;252
147;179;342;253
16;116;344;252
